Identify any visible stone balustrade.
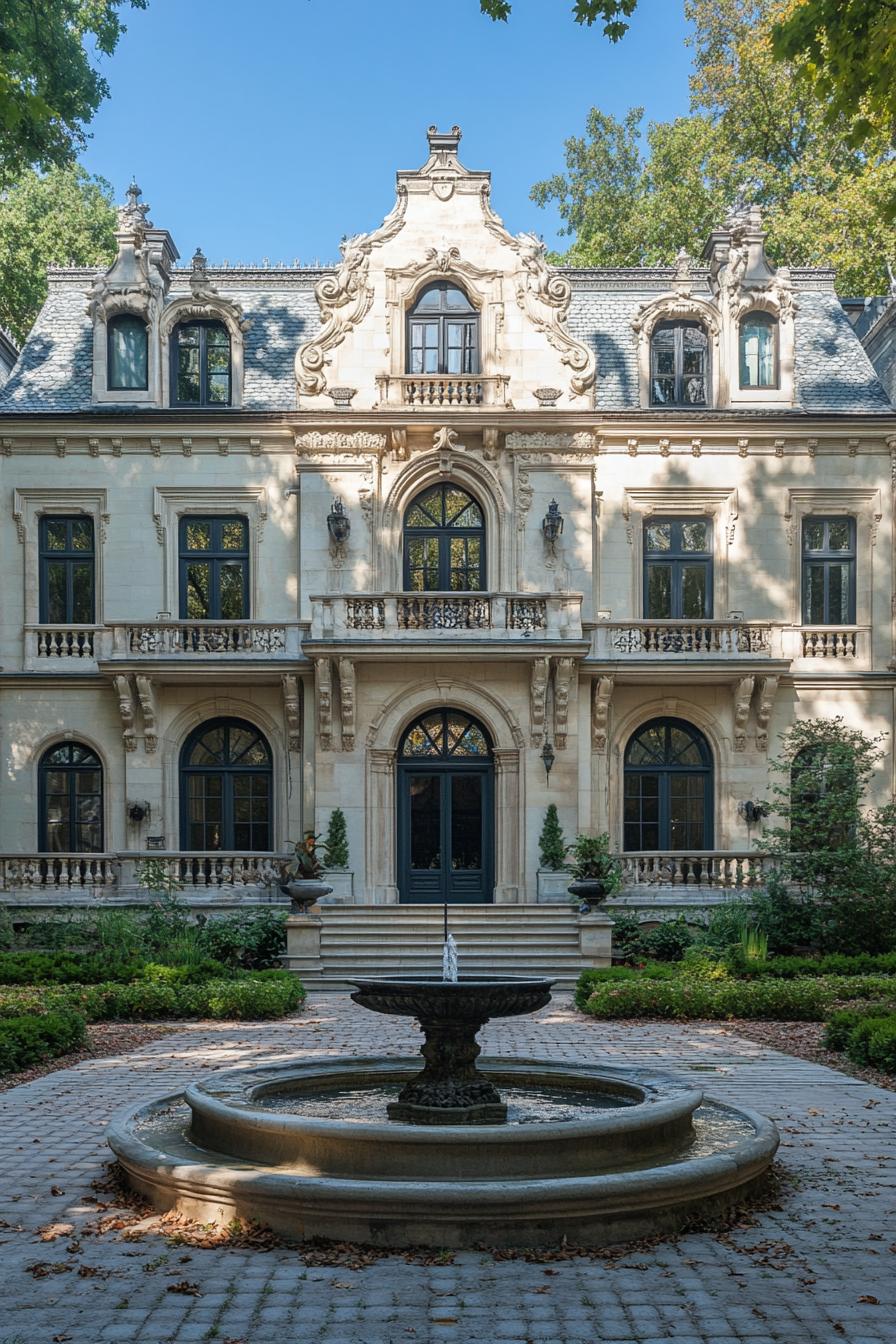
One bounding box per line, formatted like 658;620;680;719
0;852;291;903
799;626;861;659
618;851;772;891
594;621;776;658
109;622;302;658
309;592;584;642
374;372;511;408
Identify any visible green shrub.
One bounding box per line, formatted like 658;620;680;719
0;1010;86;1073
0;951;235;986
861;1018;896;1073
844;1015;895;1065
323;807;350;870
0;973;305;1024
136;959;231;985
538;804;567;872
607;912;647;965
739;952;896;980
198;910;287;970
824;1009;873;1052
579;973;834;1021
641;917;694;962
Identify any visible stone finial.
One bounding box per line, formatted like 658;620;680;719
117;179;151;233
427;125;462;157
674;248;691;281
189;246;216;297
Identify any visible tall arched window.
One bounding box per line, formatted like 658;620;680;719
407;281;479;375
739;312;777;388
38;742;103;853
171;320;231;406
403;483;485;591
624;718;713;851
107;314;148;390
650;321;708;405
180;718;272;851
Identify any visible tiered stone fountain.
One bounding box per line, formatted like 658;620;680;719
108;934;778;1248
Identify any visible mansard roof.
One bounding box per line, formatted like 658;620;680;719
0;261;891;417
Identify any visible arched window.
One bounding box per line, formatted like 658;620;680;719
403;483;485;591
624;718;713;851
739;312;777;389
180;718;272;851
407;281;479;376
650;321;708;406
171;320;231;406
107;314;148;390
38;742;103;853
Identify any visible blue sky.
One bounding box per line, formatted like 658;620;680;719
80;0;693;265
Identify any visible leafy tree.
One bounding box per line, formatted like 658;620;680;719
0;0;146;186
538;804;567;871
479;0;637;39
0;164;116;343
323;808;350;870
532;0;896;294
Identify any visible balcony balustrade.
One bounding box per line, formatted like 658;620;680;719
799;626;861;659
0;852;290;902
618;851;772;891
309;592;584;643
24;621;304;669
374;372;511;408
593;620;776;659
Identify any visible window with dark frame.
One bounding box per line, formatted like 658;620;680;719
179;516;249;620
39;516;95;624
403;484;485;592
643;518;713;620
407;282;479;376
650;321;708;405
38;742;103;853
801;517;856;625
180;718;272;852
171;320;231;406
623;718;713;853
739;311;778;389
107;314;148;390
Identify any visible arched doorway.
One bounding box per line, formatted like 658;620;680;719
397;709;494;903
403;483;485;592
623;717;713;851
180;717;273;851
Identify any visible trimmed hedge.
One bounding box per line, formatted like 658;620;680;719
0;951;232;986
737;952;896;980
824;1008;896;1073
0;971;305;1024
0;1010;86;1073
580;975;835;1021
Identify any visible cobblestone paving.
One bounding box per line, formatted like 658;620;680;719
1;994;894;1344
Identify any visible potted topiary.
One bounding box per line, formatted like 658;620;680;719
322;807;353;900
566;833;622;913
279;832;333;912
536;804;570;903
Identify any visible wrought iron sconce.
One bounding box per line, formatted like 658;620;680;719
541;740;556;783
541;499;564;556
739;799;770;826
326;497;350;553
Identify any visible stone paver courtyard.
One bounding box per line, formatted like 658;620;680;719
0;993;894;1344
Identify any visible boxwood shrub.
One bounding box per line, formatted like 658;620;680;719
0;1010;86;1073
0;971;305;1024
580;975;834;1021
0;951;236;986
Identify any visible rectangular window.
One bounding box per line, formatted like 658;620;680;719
643;518;712;620
178;516;249;620
39;516;96;624
801;517;855;625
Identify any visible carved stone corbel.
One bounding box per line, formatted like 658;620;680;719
482;427;500;462
553;657;577;750
754;675;779;751
529;656;549;746
732;675;755;751
390;427;408;461
338;657;356;752
591;675;614;753
282;675;301;752
315;658;333;752
134;675;158;753
112;675;137;753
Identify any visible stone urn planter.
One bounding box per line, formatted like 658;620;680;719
281;878;333;913
567;878;607;915
566;833;622;915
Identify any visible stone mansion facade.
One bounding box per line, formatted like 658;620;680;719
1;126;895;916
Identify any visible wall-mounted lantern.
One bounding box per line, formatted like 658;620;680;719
541;499;564;556
327;497;350;549
738;799;770;826
541;740;556;783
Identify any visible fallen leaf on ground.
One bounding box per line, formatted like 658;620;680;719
167;1280;201;1296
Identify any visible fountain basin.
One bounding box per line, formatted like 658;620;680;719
108;1055;779;1248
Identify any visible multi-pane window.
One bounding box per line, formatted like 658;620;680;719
801;518;855;624
39;517;95;624
179;517;249;620
739;312;777;388
643;518;712;619
623;718;713;852
107;314;148;390
650;321;708;405
403;484;484;591
172;320;230;406
180;718;272;851
38;743;103;853
407;282;479;376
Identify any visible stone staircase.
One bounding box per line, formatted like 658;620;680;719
289;904;598;990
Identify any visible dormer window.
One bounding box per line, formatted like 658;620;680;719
407;282;479;376
739;311;777;389
172;320;231;407
107;314;148;391
650;321;708;406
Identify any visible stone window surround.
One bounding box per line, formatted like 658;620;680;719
634;294;723;410
13;488;109;626
728;296;795;408
621;487;738;619
159;298;245;410
152;486;268;619
784;487;882;628
91;304;160;407
26;729;118;853
383;256;504;382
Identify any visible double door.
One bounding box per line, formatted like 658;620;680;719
397;762;493;904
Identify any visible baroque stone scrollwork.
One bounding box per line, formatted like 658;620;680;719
732;676;755;752
529;657;549;747
295;431;387;455
591;676;614;753
135;675;158;753
315;658;333;752
282;675;301;752
553;657;577;751
112;675;137;753
338;658;356;752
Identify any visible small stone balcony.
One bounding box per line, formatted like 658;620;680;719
24;621;305;671
308;591;585;648
374;373;511;408
591;621;871;670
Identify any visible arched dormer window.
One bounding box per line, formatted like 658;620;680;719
407;281;479;376
650;321;708;406
171;320;231;407
739;311;778;389
107;314;148;391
